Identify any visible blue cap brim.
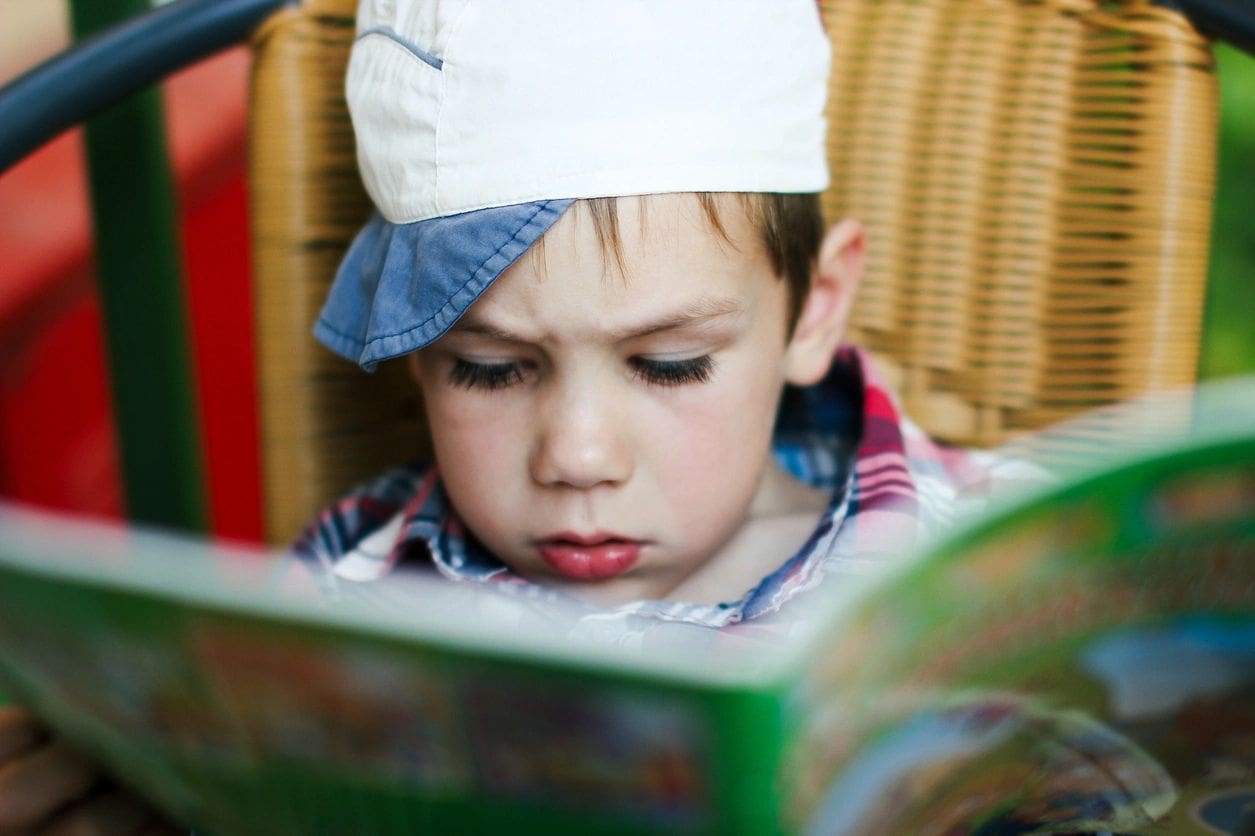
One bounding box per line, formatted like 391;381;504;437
314;198;574;371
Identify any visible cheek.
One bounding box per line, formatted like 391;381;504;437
648;370;780;515
422;390;525;499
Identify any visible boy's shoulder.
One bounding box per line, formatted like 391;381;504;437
290;462;440;582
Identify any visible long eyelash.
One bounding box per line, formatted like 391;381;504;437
448;358;524;390
631;356;715;387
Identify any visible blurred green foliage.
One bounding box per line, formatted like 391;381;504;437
1202;44;1255;379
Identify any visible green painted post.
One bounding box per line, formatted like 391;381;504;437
69;0;207;533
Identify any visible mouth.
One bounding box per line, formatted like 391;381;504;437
534;532;643;581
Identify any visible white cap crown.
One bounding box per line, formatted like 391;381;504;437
347;0;832;223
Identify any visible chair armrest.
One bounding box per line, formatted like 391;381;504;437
0;0;286;172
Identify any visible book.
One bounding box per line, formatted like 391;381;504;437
0;379;1251;835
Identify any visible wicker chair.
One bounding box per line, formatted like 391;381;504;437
249;0;426;545
0;0;1237;544
821;0;1218;446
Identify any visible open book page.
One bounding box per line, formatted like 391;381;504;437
0;503;818;834
783;380;1255;835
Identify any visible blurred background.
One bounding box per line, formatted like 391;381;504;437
1;1;1252;542
1206;44;1255;380
1;0;260;538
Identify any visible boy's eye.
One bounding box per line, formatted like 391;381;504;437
630;355;715;387
448;358;525;390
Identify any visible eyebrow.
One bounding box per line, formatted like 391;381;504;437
453;295;746;343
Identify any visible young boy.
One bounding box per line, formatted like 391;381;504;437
0;0;1002;830
290;0;998;627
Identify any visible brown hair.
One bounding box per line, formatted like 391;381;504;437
577;193;825;329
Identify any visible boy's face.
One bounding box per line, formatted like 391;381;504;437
410;194;839;604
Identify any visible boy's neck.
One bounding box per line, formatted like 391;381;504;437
749;458;830;518
664;460;829;605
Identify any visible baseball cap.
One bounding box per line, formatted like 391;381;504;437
317;0;831;371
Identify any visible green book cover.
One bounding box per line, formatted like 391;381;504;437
0;380;1251;834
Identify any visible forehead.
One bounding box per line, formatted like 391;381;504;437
463;194;778;335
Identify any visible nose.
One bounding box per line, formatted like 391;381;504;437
529;382;633;490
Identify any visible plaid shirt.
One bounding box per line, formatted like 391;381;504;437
291;346;1017;629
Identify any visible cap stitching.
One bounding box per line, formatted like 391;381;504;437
355;26;444;70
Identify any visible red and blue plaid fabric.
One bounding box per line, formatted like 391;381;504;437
291;346;1020;627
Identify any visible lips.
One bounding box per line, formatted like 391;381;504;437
536;532;642;581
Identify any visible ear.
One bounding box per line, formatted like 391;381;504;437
783;218;865;386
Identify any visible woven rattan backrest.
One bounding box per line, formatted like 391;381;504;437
820;0;1217;446
250;0;429;543
247;0;1218;543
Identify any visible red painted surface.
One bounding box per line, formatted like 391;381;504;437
0;125;119;520
0;276;123;520
182;171;264;543
0;47;265;543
